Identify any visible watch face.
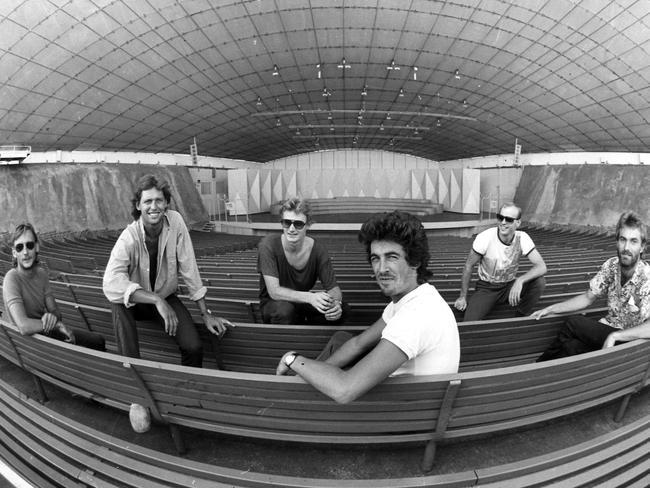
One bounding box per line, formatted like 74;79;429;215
285;353;296;366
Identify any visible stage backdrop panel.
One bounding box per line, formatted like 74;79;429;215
227;167;479;216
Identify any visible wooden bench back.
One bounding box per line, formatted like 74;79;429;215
2;317;648;449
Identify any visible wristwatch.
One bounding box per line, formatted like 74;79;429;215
283;352;298;368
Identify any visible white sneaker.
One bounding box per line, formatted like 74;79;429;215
129;403;151;433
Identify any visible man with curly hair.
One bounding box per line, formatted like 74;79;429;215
276;210;459;404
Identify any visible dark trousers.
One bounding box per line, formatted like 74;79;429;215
111;294;203;367
463;276;546;321
261;300;349;325
49;328;105;351
537;315;616;362
315;331;354;361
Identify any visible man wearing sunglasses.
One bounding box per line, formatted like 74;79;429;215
257;197;346;325
454;203;547;321
2;223;105;350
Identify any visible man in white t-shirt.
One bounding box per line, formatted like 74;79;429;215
454;203;547;321
276;211;460;404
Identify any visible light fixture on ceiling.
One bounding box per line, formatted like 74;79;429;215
256;96;262;106
386;112;391;120
272;64;280;76
413;128;419;135
413;66;418;80
399;88;405;97
379;123;385;131
436;118;441;127
353;136;358;144
463;99;467;107
454;69;460;80
315;137;320;146
389;138;395;146
330;124;335;132
322;88;331;97
316;63;322;79
337;58;351;69
276;118;281;127
387;59;400;71
327;112;333;120
361;85;368;96
295;128;300;135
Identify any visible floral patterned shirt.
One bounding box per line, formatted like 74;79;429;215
590;257;650;329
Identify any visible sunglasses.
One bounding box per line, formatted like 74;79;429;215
496;214;517;223
280;219;306;230
15;241;35;252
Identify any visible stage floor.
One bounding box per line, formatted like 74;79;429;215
249;210;484;224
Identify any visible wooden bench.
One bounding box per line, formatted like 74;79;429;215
2;317;648;472
2;374;650;487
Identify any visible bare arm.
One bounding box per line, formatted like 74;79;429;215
263;274;335;313
281;339;407;404
521;249;547;283
454;249;481;311
7;301;46;336
531;290;598;319
195;297;235;337
509;248;547;306
323;318;385;368
603;321;650;348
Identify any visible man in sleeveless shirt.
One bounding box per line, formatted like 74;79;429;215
454;202;547;321
257;197;346;325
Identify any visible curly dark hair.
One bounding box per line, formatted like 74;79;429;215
130;174;172;220
10;222;39;268
358;210;431;283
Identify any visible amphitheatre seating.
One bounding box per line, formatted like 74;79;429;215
304;197;443;216
4;377;650;488
48;293;607;373
2;315;648;472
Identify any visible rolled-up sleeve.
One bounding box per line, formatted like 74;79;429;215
102;234;142;306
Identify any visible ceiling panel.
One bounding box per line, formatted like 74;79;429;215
0;0;648;162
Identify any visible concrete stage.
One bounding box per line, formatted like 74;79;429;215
213;211;486;238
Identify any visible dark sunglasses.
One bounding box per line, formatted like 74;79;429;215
496;214;517;223
15;241;35;252
280;219;306;230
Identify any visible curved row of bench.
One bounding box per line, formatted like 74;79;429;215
295;197;444;216
1;310;648;473
3;374;650;487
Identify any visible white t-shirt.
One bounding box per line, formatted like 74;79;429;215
473;227;535;284
381;283;460;376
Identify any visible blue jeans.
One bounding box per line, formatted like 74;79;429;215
111;294;203;367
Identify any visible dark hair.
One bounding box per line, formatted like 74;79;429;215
358;210;431;283
131;174;172;220
280;197;312;224
11;222;39;267
616;211;647;244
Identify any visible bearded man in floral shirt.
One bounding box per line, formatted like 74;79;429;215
533;211;650;361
